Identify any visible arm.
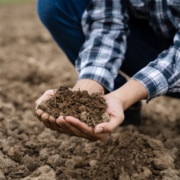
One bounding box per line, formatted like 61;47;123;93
109;79;148;110
76;0;129;92
93;79;147;134
94;30;180;135
93;30;180;135
132;30;180;101
35;0;129;141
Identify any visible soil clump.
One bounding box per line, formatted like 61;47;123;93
38;86;109;126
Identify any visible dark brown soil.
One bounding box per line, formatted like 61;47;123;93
38;86;109;126
0;2;180;180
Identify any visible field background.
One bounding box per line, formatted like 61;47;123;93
0;1;180;179
0;0;33;3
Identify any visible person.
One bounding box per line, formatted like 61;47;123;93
35;0;180;141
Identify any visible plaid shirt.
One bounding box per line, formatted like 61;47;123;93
76;0;180;100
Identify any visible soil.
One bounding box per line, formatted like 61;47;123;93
38;86;109;127
0;2;180;180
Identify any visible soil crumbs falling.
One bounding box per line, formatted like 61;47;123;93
0;2;180;180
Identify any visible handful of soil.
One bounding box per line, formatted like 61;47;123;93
38;86;109;127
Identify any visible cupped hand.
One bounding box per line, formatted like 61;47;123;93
35;79;107;140
35;89;61;131
35;90;108;141
94;93;125;134
56;116;109;141
35;85;125;141
55;92;125;141
35;89;56;108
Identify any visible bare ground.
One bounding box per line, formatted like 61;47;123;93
0;2;180;180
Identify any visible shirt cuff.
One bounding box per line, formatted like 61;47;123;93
78;66;115;92
132;66;169;101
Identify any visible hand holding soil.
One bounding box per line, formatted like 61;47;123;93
37;86;109;127
1;3;180;179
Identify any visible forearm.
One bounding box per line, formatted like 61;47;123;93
110;79;148;110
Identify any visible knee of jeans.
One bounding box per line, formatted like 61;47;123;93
37;0;58;28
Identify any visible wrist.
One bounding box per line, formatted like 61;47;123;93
111;79;148;110
73;79;105;94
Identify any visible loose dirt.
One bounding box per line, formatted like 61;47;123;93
38;86;109;126
0;2;179;180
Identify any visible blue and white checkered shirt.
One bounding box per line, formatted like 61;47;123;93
76;0;180;100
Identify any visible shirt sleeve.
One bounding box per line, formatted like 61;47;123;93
76;0;129;92
132;30;180;101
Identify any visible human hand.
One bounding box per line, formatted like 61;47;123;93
35;89;62;130
35;79;106;140
94;93;125;135
55;116;109;141
56;92;125;141
55;79;148;140
35;88;108;141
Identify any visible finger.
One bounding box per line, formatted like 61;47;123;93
56;116;94;140
35;109;43;116
42;115;60;131
63;116;94;134
62;116;108;141
35;105;58;130
95;114;124;134
35;109;44;121
41;112;51;128
49;115;56;123
35;89;56;108
56;116;82;135
48;115;60;130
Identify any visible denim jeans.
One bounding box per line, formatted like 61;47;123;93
37;0;179;98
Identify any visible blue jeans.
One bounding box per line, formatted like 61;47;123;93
37;0;179;98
